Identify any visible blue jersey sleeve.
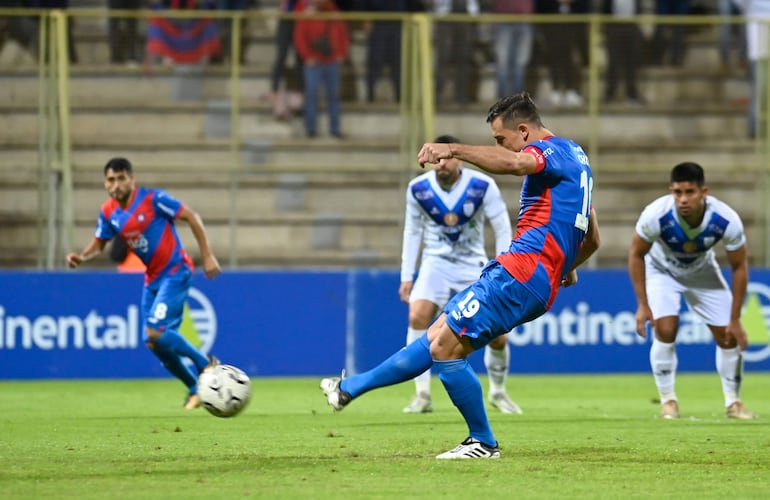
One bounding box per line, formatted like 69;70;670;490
152;189;184;221
94;210;116;240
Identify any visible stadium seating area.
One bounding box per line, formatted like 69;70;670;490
0;2;766;269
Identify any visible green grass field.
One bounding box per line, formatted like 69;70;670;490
1;373;769;499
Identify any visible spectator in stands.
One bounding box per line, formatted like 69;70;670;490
718;0;746;71
360;0;422;103
212;0;251;65
108;0;141;65
0;0;37;59
602;0;645;105
145;0;220;67
491;0;533;98
32;0;78;63
269;0;303;91
434;0;480;106
648;0;689;67
536;0;589;107
293;0;350;138
267;0;304;119
737;0;770;138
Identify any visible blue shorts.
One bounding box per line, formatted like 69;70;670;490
140;266;192;340
443;260;548;351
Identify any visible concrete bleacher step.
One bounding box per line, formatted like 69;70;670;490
0;97;755;169
0;62;750;110
7;168;763;257
1;167;765;269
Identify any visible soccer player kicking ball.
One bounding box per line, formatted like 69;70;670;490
628;162;757;420
320;92;601;459
399;133;520;415
66;158;221;410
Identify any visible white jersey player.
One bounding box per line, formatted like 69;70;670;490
398;134;521;415
629;162;756;420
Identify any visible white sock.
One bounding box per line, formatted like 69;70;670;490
484;341;510;393
716;345;742;407
407;327;431;395
650;338;677;403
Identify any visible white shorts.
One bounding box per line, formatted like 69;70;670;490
645;260;731;327
410;255;485;308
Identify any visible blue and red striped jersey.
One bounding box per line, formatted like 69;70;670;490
95;187;194;285
497;135;594;309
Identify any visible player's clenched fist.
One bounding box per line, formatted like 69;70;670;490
418;142;453;168
66;252;83;268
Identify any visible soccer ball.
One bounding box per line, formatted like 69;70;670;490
197;364;252;418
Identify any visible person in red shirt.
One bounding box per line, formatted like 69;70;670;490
293;0;350;138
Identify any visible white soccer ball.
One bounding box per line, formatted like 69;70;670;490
197;364;252;418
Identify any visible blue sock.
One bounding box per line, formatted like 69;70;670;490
342;333;432;398
149;345;198;393
436;358;496;447
153;330;209;373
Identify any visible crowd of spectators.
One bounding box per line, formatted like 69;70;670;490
0;1;759;136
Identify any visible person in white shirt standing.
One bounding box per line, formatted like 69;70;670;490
734;0;770;137
399;134;521;415
628;162;756;420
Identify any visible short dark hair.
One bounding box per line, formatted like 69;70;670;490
486;92;544;128
104;157;133;176
670;162;705;186
434;134;460;144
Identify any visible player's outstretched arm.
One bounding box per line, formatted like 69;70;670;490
66;238;107;268
418;142;538;177
178;206;221;279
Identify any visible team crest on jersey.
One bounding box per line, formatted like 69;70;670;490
124;230;149;253
463;201;475;217
682;241;697;252
444;213;459;226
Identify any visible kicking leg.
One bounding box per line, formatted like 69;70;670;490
320;333;433;411
152;328;209;373
147;340;197;390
